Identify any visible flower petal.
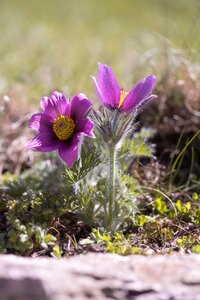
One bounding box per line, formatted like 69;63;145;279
76;118;95;138
40;91;70;119
28;113;53;132
135;94;157;111
25;132;59;152
58;135;80;168
92;63;121;108
120;75;156;112
70;93;92;120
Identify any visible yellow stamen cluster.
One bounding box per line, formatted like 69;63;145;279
118;90;128;108
53;115;75;140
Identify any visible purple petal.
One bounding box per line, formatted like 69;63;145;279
76;118;95;138
135;94;157;111
120;75;156;112
40;91;70;119
92;63;121;108
28;113;53;133
25;132;60;152
58;135;80;168
70;93;92;120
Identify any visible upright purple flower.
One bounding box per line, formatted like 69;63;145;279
92;63;157;113
25;91;94;168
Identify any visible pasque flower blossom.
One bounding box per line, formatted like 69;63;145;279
25;91;94;168
92;63;157;112
91;63;157;231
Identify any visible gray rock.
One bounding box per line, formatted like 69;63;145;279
0;253;199;300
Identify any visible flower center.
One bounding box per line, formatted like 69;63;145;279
118;90;128;108
53;115;75;140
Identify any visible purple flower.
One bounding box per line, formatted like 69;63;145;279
92;63;157;113
25;91;95;168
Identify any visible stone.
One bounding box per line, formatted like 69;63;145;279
0;253;199;300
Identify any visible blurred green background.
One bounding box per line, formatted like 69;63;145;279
0;0;199;104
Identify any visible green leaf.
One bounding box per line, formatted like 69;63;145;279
192;244;200;253
20;233;29;243
44;234;57;244
154;197;167;214
192;193;199;201
51;244;62;259
135;215;148;226
176;200;183;212
79;238;94;245
119;128;155;159
64;145;102;183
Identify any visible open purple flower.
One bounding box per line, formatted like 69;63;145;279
25;91;94;168
92;63;157;113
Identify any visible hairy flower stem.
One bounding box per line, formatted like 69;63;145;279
107;144;116;232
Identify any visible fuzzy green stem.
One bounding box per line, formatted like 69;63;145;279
107;144;116;231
